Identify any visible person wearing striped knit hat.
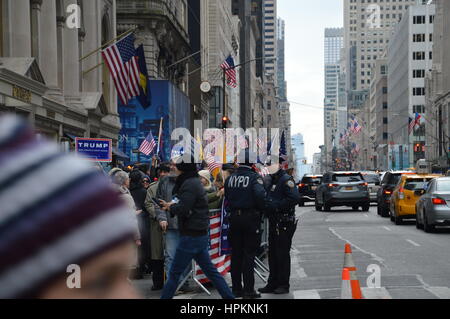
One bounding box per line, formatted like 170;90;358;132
0;115;140;299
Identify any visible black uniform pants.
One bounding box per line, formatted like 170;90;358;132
229;211;261;294
267;217;297;290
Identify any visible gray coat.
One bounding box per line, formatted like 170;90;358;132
144;181;164;260
155;175;178;230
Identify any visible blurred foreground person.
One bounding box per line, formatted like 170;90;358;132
159;156;234;299
0;115;140;299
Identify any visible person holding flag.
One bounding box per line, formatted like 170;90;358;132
139;131;157;157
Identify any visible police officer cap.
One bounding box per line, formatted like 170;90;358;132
238;149;257;166
222;163;235;170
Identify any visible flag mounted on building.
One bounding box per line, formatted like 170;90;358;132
220;55;237;88
408;113;421;135
102;33;141;106
139;131;157;156
135;44;152;109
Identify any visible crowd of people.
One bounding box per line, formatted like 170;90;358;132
0;114;300;300
105;148;301;300
106;158;235;294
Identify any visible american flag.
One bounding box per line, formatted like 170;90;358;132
139;131;157;156
408;117;414;135
195;213;231;283
353;120;362;135
205;152;222;175
257;136;266;151
102;33;140;106
238;135;249;149
408;113;421;135
220;55;237;88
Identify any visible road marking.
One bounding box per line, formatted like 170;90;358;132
406;239;421;247
383;226;392;231
291;246;307;279
364;214;369;218
329;227;386;265
425;287;450;299
293;289;321;299
361;287;392;299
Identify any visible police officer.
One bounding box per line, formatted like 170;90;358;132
225;150;267;299
259;155;300;295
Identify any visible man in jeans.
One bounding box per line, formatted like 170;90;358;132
156;161;193;292
159;156;234;299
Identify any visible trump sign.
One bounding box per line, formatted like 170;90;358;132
75;138;112;162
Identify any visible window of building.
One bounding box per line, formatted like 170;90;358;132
413;105;425;113
413;34;425;42
413;87;425;96
413;51;425;60
413;15;426;24
413;69;425;78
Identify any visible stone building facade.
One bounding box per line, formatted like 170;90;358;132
0;0;121;148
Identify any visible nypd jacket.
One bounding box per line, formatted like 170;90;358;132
224;166;268;212
267;169;301;214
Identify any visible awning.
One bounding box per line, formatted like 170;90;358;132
113;148;130;160
64;133;78;141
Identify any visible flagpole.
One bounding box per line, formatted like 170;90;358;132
79;26;138;62
157;117;163;156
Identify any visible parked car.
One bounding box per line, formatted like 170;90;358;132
361;172;381;203
298;175;323;206
416;177;450;233
315;172;370;212
377;171;415;217
390;174;441;225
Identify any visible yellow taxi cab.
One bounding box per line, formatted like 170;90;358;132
390;173;442;225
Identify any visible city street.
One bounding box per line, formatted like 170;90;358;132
135;203;450;299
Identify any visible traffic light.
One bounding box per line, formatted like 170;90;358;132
222;116;229;129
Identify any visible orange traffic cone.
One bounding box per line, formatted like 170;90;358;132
341;268;352;299
343;243;364;299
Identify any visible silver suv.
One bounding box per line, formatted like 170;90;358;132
315;172;370;212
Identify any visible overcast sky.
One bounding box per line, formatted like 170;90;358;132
278;0;343;162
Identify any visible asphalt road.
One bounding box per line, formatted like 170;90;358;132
134;203;450;299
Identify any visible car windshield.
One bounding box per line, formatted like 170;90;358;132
437;180;450;192
404;179;433;191
363;174;380;184
302;177;322;184
387;174;402;185
333;174;362;182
